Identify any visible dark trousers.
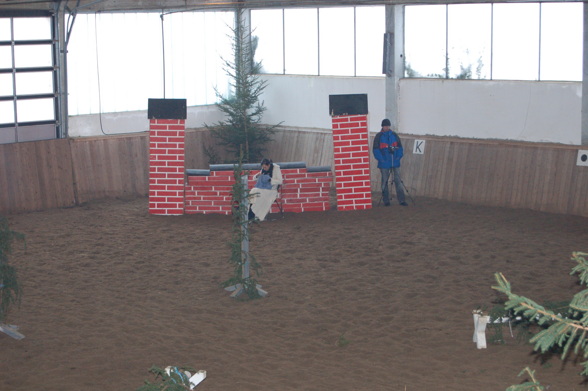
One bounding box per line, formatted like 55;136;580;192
380;167;406;205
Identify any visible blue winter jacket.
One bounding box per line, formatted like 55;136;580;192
373;130;404;169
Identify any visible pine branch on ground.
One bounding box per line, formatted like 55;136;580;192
493;252;588;389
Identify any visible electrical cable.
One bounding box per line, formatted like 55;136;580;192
160;12;166;98
92;12;143;136
93;12;107;135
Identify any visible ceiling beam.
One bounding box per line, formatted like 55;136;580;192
0;0;584;13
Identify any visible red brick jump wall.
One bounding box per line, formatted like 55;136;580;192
148;119;185;215
331;114;372;211
185;166;333;215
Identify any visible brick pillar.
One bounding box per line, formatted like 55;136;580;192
331;114;372;211
148;99;187;215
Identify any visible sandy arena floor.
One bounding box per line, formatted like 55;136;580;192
1;195;587;390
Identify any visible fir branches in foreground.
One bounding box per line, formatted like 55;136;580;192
493;252;588;390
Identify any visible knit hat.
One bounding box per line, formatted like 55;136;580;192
381;119;391;127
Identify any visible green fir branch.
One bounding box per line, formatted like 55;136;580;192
136;365;196;391
505;367;545;391
205;8;281;163
494;252;588;389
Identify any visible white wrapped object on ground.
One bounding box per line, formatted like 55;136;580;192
0;324;24;340
188;370;207;388
165;367;206;389
472;313;490;349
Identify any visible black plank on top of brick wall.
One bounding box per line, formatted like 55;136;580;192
307;166;332;173
208;162;307;171
185;169;210;176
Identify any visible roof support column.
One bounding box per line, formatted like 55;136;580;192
54;1;68;138
384;5;404;131
582;2;588;145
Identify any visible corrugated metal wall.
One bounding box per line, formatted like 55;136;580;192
0;128;586;217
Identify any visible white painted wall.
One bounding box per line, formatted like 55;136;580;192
68;104;225;137
399;78;582;145
259;75;386;131
68;75;582;145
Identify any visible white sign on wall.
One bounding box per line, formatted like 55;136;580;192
413;139;426;154
578;150;588;167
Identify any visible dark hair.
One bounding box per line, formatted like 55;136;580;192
381;118;391;127
260;158;273;176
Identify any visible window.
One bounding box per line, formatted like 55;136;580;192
404;2;582;81
492;3;540;80
284;8;318;75
251;9;283;74
0;14;57;144
319;7;354;76
447;4;491;79
67;11;233;116
404;5;446;78
540;2;582;81
252;5;385;77
355;6;385;77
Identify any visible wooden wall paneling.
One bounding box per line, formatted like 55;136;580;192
1;131;587;217
497;145;517;208
125;134;149;195
72;136;150;202
70;139;89;204
569;165;588;216
526;147;544;211
475;143;495;205
440;140;458;200
512;146;532;209
0;140;75;214
185;129;213;169
536;148;556;213
541;148;569;213
2;143;24;212
415;138;431;198
91;140;108;199
476;143;496;206
401;138;425;199
71;138;106;203
469;143;488;203
561;149;578;215
449;142;468;202
548;149;573;214
457;143;473;203
416;138;435;198
479;144;498;205
37;139;76;211
17;142;40;211
558;149;577;215
0;144;12;213
76;139;98;203
103;139;121;195
429;139;451;199
510;144;529;209
435;140;452;200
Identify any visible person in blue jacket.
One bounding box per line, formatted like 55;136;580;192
372;118;407;206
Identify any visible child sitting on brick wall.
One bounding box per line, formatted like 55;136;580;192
248;158;283;221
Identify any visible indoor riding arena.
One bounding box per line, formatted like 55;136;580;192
1;1;588;390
